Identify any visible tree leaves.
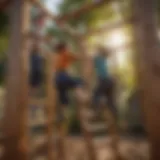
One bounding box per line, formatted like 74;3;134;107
0;12;8;34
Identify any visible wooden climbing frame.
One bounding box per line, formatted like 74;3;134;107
1;0;130;160
2;0;159;160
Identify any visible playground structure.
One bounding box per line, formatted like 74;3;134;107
0;0;160;160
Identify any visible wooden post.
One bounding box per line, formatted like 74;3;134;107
45;52;57;160
76;39;97;160
132;0;160;159
2;0;30;160
102;106;121;160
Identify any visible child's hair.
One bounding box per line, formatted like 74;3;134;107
55;42;67;53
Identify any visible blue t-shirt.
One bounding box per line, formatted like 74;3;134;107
94;55;108;79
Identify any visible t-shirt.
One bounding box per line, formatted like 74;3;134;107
55;52;76;71
94;55;108;79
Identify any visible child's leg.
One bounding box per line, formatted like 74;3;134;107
58;89;70;118
29;71;42;96
93;85;101;108
105;78;117;118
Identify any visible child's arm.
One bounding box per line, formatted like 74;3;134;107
69;53;81;61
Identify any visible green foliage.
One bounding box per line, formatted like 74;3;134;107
59;0;90;27
0;12;8;59
58;0;116;29
0;12;8;34
68;112;81;134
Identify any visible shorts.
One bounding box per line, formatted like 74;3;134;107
56;71;82;105
93;77;117;115
30;70;42;88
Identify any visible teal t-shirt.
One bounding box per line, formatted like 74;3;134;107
94;55;108;78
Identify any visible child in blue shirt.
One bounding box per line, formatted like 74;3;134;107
93;46;117;116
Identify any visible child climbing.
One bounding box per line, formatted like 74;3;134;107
54;42;83;118
93;46;117;117
29;43;44;94
29;43;44;118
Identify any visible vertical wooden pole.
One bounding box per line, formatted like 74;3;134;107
45;52;57;160
132;0;160;159
102;106;121;160
2;0;30;160
76;39;97;160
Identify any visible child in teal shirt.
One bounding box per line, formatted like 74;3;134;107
93;46;117;116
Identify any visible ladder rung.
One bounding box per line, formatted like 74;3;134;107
31;135;57;157
31;140;47;157
81;108;96;118
29;119;47;128
86;123;108;133
29;98;46;106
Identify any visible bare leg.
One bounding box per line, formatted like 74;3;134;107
106;79;118;119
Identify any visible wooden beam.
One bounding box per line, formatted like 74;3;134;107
132;0;160;159
2;0;31;160
31;0;111;22
56;0;111;22
30;0;113;37
30;0;80;37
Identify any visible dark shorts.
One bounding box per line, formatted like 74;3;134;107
56;71;82;105
94;77;117;115
30;71;42;88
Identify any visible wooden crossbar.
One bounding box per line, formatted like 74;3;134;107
56;0;111;22
30;0;80;37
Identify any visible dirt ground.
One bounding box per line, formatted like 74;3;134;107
32;136;149;160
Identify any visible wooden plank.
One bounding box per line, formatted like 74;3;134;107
132;0;160;159
31;0;110;22
1;0;31;160
85;123;107;133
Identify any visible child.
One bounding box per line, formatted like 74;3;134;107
93;46;117;117
29;43;44;118
54;43;83;117
30;43;43;93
